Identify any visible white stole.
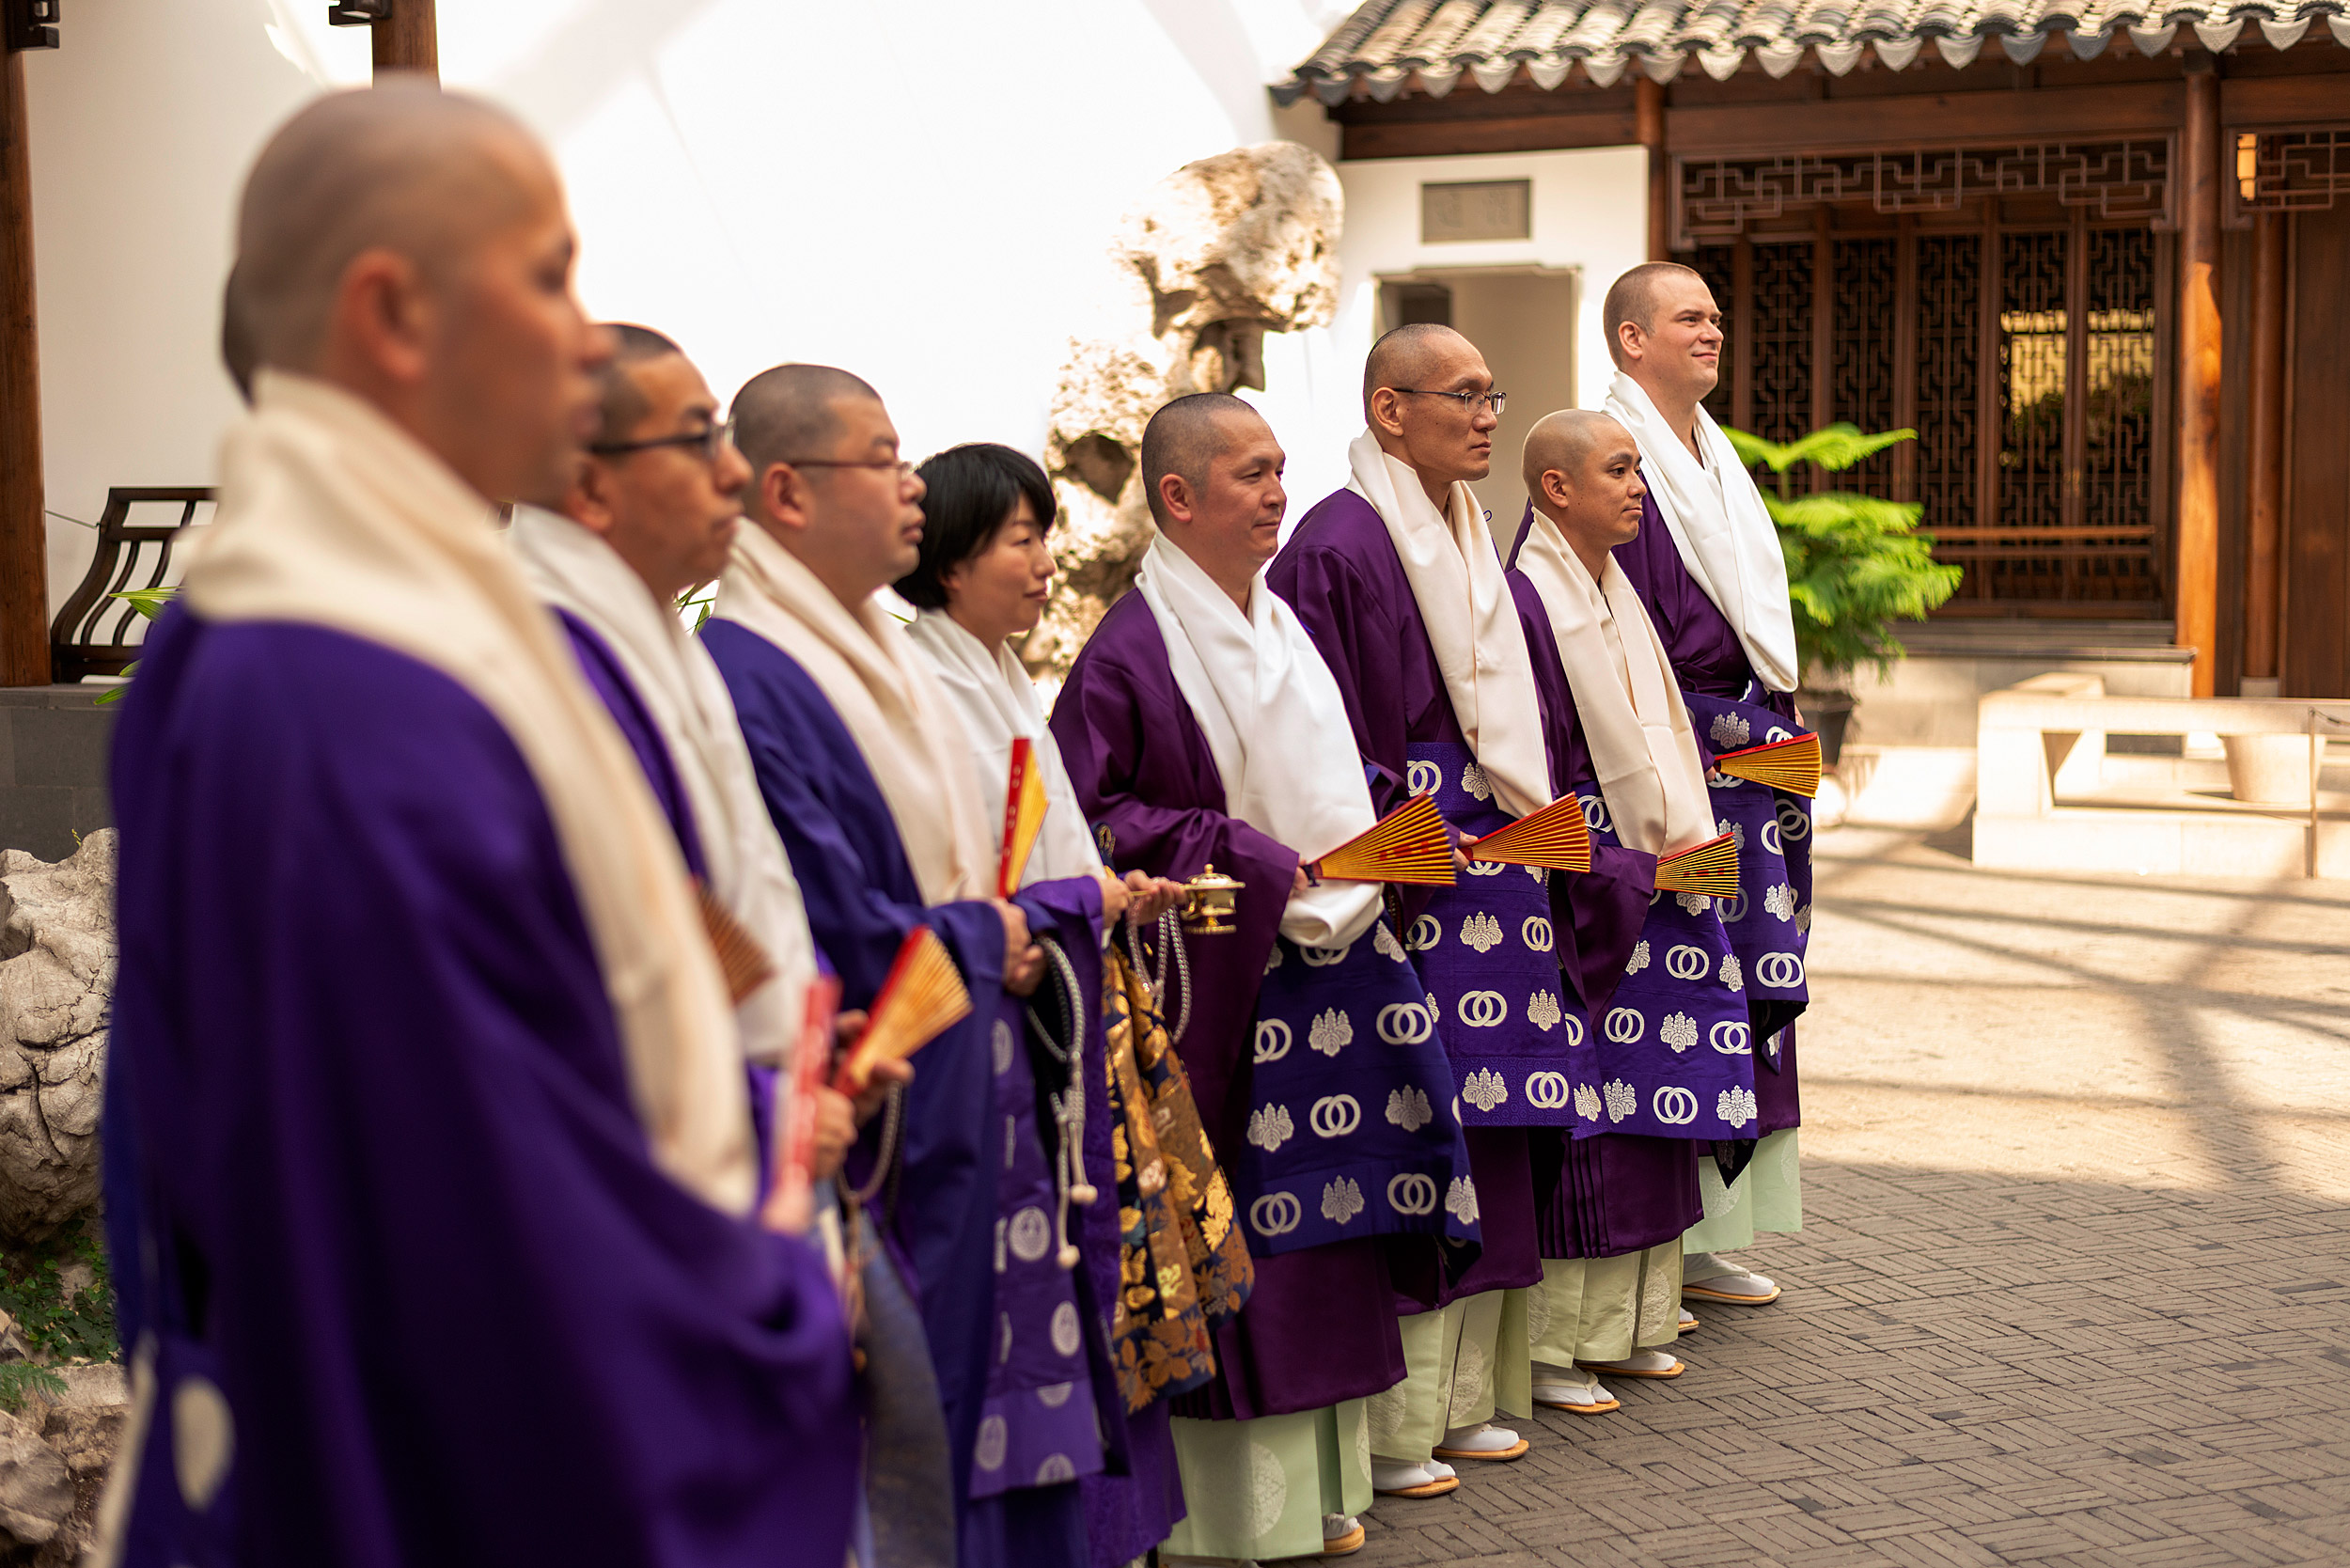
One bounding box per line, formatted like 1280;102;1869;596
1133;533;1380;949
1603;369;1799;693
904;608;1104;886
713;524;995;906
1341;429;1552;819
509;506;822;1070
1512;507;1717;856
185;372;754;1214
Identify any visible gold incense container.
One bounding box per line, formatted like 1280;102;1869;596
1180;865;1245;935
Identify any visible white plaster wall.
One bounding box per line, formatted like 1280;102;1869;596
1333;147;1652;416
23;0;1352;621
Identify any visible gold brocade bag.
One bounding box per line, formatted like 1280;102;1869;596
1102;937;1253;1413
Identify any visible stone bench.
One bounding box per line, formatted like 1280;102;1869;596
1974;675;2350;879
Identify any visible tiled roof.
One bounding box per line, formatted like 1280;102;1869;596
1272;0;2350;102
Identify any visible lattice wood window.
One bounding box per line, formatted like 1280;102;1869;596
2229;128;2350;221
1680;213;2161;609
1674;142;2173;250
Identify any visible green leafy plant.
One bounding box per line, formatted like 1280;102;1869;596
0;1364;66;1415
1723;423;1963;683
92;586;180;705
0;1224;118;1366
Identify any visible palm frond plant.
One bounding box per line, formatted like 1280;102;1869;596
1722;423;1962;686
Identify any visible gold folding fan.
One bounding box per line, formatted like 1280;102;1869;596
1308;792;1455;886
996;738;1050;897
839;926;973;1092
1464;796;1592;874
1653;831;1742;898
696;881;778;1005
1712;731;1822;798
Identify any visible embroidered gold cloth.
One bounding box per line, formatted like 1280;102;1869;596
1102;946;1252;1412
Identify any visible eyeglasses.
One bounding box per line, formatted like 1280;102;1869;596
588;424;731;463
1390;388;1509;416
779;458;918;480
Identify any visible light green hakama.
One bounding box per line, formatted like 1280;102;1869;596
1364;1289;1531;1465
1163;1401;1371;1562
1682;1126;1803;1255
1526;1241;1683;1367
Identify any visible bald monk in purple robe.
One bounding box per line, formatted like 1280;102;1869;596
1269;324;1620;1489
1056;394;1486;1557
102;88;854;1568
1603;262;1813;1308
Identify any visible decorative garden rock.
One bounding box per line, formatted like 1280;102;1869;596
0;832;114;1245
1027;141;1343;684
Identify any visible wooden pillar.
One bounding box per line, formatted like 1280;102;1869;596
1810;207;1833;491
1892;214;1919;502
333;0;438;81
374;0;437;78
2174;63;2222;696
1637;77;1668;262
1730;236;1754;432
1976;202;2003;541
0;50;47;687
2244;209;2287;684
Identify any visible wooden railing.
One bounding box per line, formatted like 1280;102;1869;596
49;487;212;682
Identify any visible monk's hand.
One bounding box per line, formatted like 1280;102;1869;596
1123;870;1186;925
995;901;1046;996
1291;864;1311;899
1444;820;1473;871
847;1040;911;1129
1095;869;1131;927
809;1086;857;1181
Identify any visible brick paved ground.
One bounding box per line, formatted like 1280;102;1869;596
1344;824;2350;1567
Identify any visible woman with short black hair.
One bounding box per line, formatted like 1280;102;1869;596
901;443;1182;910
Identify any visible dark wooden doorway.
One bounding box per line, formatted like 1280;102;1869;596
1683;201;2170;619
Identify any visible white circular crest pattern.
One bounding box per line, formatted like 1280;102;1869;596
1653;1085;1700;1124
1010;1206;1053;1262
1309;1094;1362;1138
1457;990;1509;1028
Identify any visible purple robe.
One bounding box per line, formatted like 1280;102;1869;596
1052;591;1417;1422
706;617;1121;1568
103;610;857;1568
1267;489;1563;1303
557;609;709;877
1273;488;1701;1266
1612;495;1807;1136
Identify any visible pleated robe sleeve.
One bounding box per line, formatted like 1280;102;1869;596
103;612;856;1568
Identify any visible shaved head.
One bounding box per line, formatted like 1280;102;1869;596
230;84;547;374
1140;392;1259;526
225;84;605;505
1521;410;1632;510
1362;322;1467;419
730;364;883;501
591;323;685;447
1602;263;1705;369
1522;409;1647;572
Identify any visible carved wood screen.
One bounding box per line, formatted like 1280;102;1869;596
1685;211;2164;613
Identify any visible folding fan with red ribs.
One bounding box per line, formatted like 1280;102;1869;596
996;738;1050;897
760;973;842;1237
1306;792;1456;886
1463;796;1592;874
1653;831;1742;898
1711;731;1822;798
837;926;972;1093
